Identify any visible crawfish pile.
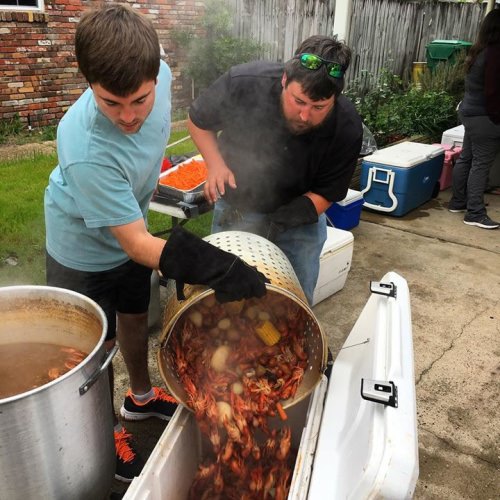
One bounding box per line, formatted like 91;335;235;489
166;292;310;499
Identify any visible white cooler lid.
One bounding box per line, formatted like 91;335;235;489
362;141;444;168
336;189;363;206
322;226;354;254
441;124;464;142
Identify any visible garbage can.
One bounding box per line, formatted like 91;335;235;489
425;40;472;71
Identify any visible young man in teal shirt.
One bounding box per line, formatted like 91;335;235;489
44;4;267;483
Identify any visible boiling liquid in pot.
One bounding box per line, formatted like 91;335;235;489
0;342;88;399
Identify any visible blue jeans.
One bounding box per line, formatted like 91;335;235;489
211;199;327;305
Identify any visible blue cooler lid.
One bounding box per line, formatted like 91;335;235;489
362;141;444;168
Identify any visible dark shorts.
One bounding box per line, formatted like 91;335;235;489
46;252;152;341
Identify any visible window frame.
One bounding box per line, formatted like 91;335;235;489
0;0;44;12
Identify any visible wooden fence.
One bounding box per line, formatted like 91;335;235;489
224;0;487;86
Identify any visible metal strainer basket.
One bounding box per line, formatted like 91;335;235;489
158;231;327;409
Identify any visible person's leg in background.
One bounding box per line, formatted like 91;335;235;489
462;115;500;227
275;215;333;377
275;214;327;306
46;253;118;420
449;114;472;212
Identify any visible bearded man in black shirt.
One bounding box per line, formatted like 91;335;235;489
188;35;363;305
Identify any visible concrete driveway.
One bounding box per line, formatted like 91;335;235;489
111;189;500;499
315;189;500;499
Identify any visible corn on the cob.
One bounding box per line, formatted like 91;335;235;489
255;320;281;346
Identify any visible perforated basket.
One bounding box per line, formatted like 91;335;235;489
158;231;327;409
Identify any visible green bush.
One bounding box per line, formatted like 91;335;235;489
345;67;460;146
345;69;405;145
173;0;263;92
418;51;466;103
390;89;456;139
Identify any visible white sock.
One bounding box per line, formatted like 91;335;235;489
132;387;155;402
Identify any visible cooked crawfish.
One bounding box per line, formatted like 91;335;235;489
167;293;307;499
47;346;87;381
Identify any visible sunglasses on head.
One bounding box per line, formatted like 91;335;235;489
295;53;345;79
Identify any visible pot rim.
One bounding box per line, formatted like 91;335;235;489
0;285;108;404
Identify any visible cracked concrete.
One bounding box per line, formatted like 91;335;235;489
110;189;499;499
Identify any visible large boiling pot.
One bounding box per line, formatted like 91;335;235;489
0;286;117;500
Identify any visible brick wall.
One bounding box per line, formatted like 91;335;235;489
0;0;205;129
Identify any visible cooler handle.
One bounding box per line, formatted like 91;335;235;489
360;167;399;213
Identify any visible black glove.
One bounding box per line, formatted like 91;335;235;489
267;196;318;241
159;226;269;302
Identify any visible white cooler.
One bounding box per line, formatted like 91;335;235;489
441;124;464;147
124;272;419;500
312;227;354;306
441;124;500;188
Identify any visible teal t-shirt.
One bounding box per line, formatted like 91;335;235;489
45;61;171;271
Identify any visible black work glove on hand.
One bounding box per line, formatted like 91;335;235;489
267;196;318;242
159;226;269;302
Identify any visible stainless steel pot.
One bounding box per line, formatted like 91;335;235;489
158;231;327;409
0;286;116;500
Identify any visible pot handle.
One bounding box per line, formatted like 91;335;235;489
79;345;119;396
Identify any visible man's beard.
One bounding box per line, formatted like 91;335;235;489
280;94;327;135
285;119;318;135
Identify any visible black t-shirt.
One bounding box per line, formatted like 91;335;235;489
189;61;363;213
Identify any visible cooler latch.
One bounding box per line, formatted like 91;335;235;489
370;281;397;298
361;379;398;408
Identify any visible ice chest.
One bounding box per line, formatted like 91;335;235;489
440;124;500;187
124;272;419;500
440;125;500;187
326;189;364;230
441;124;464;147
312;226;353;306
360;141;444;216
432;143;462;191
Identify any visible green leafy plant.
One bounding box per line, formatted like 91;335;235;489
0;115;24;144
418;51;466;102
173;0;263;92
0;115;57;146
390;89;457;138
38;125;57;142
345;68;406;145
345;65;460;145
